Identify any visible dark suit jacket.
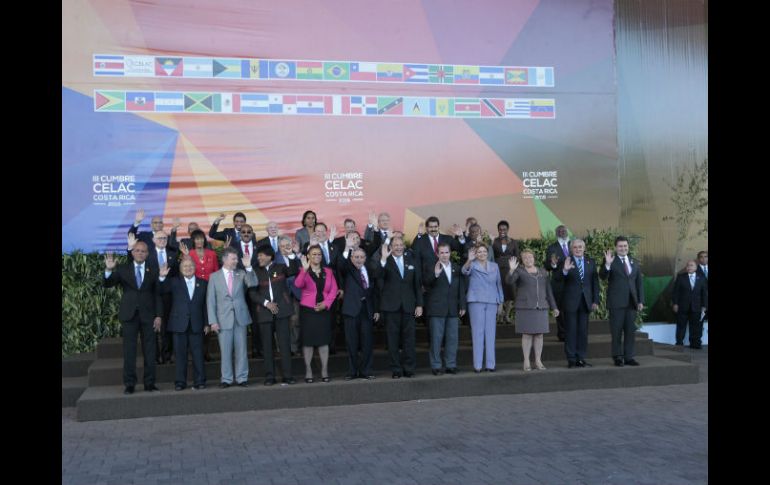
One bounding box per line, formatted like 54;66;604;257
554;256;600;312
337;257;377;318
128;224;179;250
411;234;461;272
543;240;571;296
372;254;423;313
160;275;208;333
104;262;163;322
422;262;466;317
208;223;240;248
492;237;520;273
235;242;260;271
672;272;708;313
129;245;180;278
249;261;300;322
332;236;377;258
599;257;644;309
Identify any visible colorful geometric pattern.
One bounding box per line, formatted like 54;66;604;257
92;54;555;87
94;90;556;119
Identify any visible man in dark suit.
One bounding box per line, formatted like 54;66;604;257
672;260;708;348
128;231;179;364
209;212;247;248
696;250;708;322
554;239;599;368
337;242;379;380
250;245;300;385
234;224;261;358
255;221;281;254
544;225;571;341
600;236;645;366
103;241;163;394
372;237;423;378
364;211;395;254
275;235;302;354
159;257;208;390
127;208;179;251
411;216;465;272
423;243;466;375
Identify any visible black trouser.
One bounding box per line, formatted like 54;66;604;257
676;310;703;345
246;292;261;356
552;288;565;339
344;305;374;377
121;312;156;387
158;292;173;361
328;299;341;352
609;304;638;360
384;310;416;373
260;317;293;379
173;327;205;386
564;300;589;362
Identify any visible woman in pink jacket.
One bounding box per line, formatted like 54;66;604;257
294;245;339;383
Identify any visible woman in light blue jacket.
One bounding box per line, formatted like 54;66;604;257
462;243;504;372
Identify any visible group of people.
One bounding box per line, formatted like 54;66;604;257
103;209;708;395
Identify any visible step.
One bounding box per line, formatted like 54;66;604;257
75;355;699;421
62;352;95;378
62;376;88;407
653;343;693;363
95;322;645;359
87;335;655;386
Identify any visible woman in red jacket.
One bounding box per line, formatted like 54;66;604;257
294;245;338;383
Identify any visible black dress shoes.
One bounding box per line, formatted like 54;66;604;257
238;381;249;387
175;384;185;391
365;375;376;380
614;357;624;367
577;360;592;367
144;384;160;392
345;375;355;381
624;359;640;366
219;382;231;388
123;386;135;394
403;371;415;378
690;343;702;349
283;377;296;385
445;368;458;374
264;378;276;386
431;369;443;376
392;372;402;379
192;384;206;390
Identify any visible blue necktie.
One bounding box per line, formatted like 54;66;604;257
577;258;584;280
396;257;404;278
135;264;143;287
322;244;329;264
271;238;277;253
158;250;165;267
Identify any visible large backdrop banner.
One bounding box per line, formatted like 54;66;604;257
62;0;617;253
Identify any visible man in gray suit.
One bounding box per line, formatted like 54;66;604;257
600;236;644;367
207;247;258;387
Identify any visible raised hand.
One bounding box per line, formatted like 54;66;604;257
417;222;425;236
179;242;189;255
435;260;443;275
563;257;574;272
292;239;300;254
509;256;518;272
329;224;337;241
172;217;181;231
134;208;145;224
550;253;559;267
213;213;226;224
345;233;357;250
467;247;477;262
369;211;378;228
225;234;232;248
127;232;137;250
300;254;310;270
159;263;170;278
451;224;463;237
309;235;320;247
104;252;117;270
604;249;615;266
241;254;252;268
380;242;392;261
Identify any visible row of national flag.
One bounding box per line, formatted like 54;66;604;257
94;91;556;119
93;54;555;87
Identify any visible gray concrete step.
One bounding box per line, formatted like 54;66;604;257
86;335;655;386
62;352;95;378
75;355;700;421
62;376;88;407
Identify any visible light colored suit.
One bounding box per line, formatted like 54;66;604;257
207;267;258;384
462;260;504;370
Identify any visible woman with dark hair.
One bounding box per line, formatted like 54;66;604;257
492;220;520;321
295;210;317;248
294;245;338;382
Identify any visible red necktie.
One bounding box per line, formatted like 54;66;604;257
432;236;438;255
244;244;249;257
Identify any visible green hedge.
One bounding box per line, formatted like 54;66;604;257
61;229;640;356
